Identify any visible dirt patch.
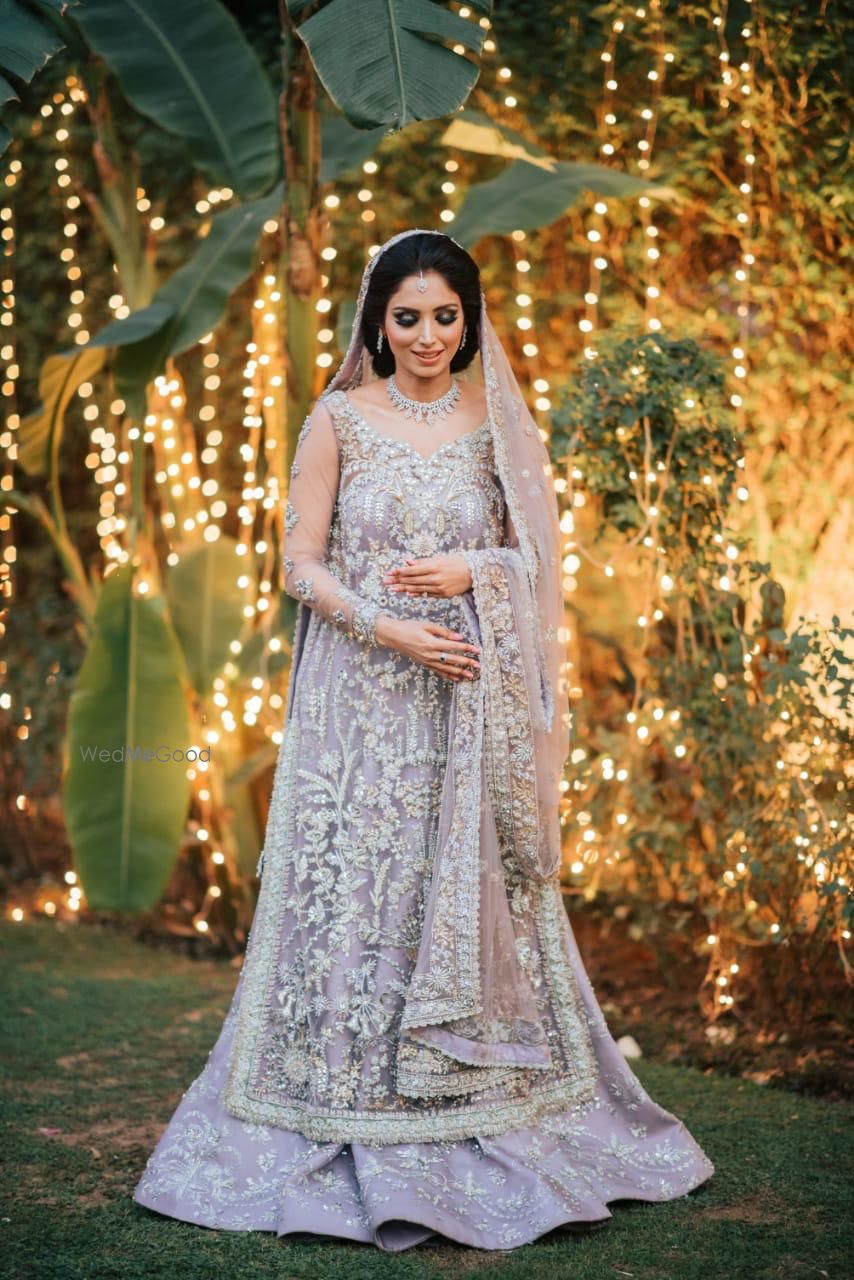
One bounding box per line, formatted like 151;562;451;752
73;1187;114;1208
426;1244;513;1271
45;1119;163;1155
21;1080;67;1096
54;1047;137;1074
697;1190;790;1225
55;1051;95;1071
571;915;854;1103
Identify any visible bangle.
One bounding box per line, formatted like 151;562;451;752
351;600;383;647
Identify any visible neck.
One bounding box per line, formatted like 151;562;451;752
391;368;454;402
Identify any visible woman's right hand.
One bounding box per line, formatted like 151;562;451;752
377;617;481;681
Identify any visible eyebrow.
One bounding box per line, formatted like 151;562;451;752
391;302;459;311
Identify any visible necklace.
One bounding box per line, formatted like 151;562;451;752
386;373;461;427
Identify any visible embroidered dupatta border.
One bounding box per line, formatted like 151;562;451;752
223;609;599;1144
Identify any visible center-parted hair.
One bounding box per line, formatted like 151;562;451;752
361;232;482;377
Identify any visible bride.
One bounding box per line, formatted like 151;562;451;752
132;228;714;1251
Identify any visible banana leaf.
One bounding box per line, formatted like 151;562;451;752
293;0;492;130
166;536;249;696
1;72;20;106
70;0;280;198
16;346;105;476
451;159;678;246
63;564;192;912
82;181;284;417
320;115;388;182
441;110;554;170
0;0;75;155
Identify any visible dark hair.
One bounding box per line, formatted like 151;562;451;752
361;232;481;377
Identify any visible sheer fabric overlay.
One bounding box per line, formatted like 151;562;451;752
225;227;582;1120
221;390;600;1140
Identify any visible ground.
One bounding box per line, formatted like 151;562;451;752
1;918;851;1279
567;911;853;1103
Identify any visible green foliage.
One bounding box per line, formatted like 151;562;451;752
552;330;741;566
17;346;105;476
71;0;281;198
63;564;192;912
87;181;284;416
291;0;492;130
319;115;388;182
484;0;852;599
165;536;250;697
0;0;71;155
451;157;671;245
551;328;852;1017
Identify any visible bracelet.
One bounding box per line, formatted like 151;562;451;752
351;599;383;647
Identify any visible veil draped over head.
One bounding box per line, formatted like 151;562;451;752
321;229;573;1094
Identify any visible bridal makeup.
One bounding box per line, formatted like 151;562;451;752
383;271;465;399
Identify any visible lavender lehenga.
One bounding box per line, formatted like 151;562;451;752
133;230;714;1251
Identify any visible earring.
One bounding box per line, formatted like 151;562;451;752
376;328;384;353
460;323;468;348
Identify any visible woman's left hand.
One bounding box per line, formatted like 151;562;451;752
383;554;472;598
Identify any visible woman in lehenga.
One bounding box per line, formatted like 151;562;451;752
132;228;715;1251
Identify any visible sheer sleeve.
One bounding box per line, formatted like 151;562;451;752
284;399;391;647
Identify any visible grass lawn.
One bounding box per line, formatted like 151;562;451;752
1;918;851;1279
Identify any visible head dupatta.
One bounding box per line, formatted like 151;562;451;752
322;228;572;1093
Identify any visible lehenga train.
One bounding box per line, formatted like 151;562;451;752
132;389;714;1250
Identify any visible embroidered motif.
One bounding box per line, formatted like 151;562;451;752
223;390;599;1143
461;548;557;882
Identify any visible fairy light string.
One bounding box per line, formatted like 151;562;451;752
569;7;671;889
0;164;20;624
581;9;628;354
698;0;761;1013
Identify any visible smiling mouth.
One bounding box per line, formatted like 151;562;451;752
415;350;442;358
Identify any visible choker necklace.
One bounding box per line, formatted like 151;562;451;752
386;373;461;427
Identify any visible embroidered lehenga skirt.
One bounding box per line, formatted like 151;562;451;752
132;392;714;1249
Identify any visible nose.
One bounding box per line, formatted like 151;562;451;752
419;317;434;343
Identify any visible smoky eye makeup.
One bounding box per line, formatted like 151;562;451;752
392;308;459;325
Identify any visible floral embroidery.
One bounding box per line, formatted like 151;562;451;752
461;547;557;882
222;392;600;1144
134;311;714;1241
134;960;714;1240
